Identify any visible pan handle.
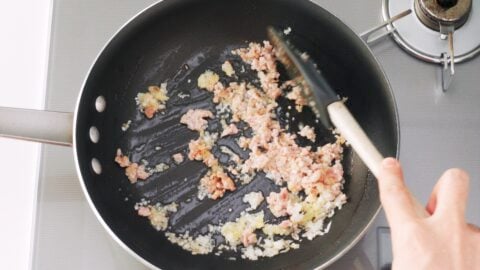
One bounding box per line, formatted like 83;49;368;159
0;107;73;147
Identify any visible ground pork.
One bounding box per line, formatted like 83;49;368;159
221;123;239;137
172;153;184;164
135;202;178;231
187;132;218;168
298;125;316;142
234;41;281;99
286;85;307;111
115;149;150;183
136;84;169;118
180;109;214;132
199;170;236;200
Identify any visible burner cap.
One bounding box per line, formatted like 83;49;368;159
415;0;472;31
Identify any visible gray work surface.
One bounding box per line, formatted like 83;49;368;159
32;0;480;269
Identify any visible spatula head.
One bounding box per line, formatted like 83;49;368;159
267;26;340;128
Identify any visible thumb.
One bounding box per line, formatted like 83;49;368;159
377;158;416;227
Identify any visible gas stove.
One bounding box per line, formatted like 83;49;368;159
32;0;480;269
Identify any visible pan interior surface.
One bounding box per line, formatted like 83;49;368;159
74;0;399;269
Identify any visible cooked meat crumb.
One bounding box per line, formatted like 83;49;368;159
237;136;250;149
234;41;281;99
125;163;150;183
298;125;316;142
199;170;236;200
221;123;239;137
180;109;214;132
114;148;130;167
135;202;177;231
115;149;150;183
172;153;184;164
186;130;238;200
286;85;307;111
187;131;218;167
136;84;169;118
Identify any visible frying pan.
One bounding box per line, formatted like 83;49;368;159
0;0;399;269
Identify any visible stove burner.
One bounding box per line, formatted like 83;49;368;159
382;0;480;90
415;0;472;31
383;0;480;64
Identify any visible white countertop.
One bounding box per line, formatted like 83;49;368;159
0;0;51;269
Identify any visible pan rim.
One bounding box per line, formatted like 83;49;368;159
72;0;401;269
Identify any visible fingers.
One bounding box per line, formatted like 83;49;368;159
378;158;416;226
429;168;469;219
468;223;480;233
426;192;437;215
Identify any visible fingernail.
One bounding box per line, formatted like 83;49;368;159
382;157;398;168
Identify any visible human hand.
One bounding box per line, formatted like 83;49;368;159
377;158;480;270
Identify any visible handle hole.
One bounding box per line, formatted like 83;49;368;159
95;96;106;112
89;126;100;143
91;158;102;175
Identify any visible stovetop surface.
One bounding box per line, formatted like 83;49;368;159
32;0;480;269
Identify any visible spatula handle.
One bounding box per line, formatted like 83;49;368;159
327;101;429;218
327;101;383;177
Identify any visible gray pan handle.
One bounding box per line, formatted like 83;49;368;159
0;107;73;146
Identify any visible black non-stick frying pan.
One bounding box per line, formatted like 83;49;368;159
0;0;399;269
